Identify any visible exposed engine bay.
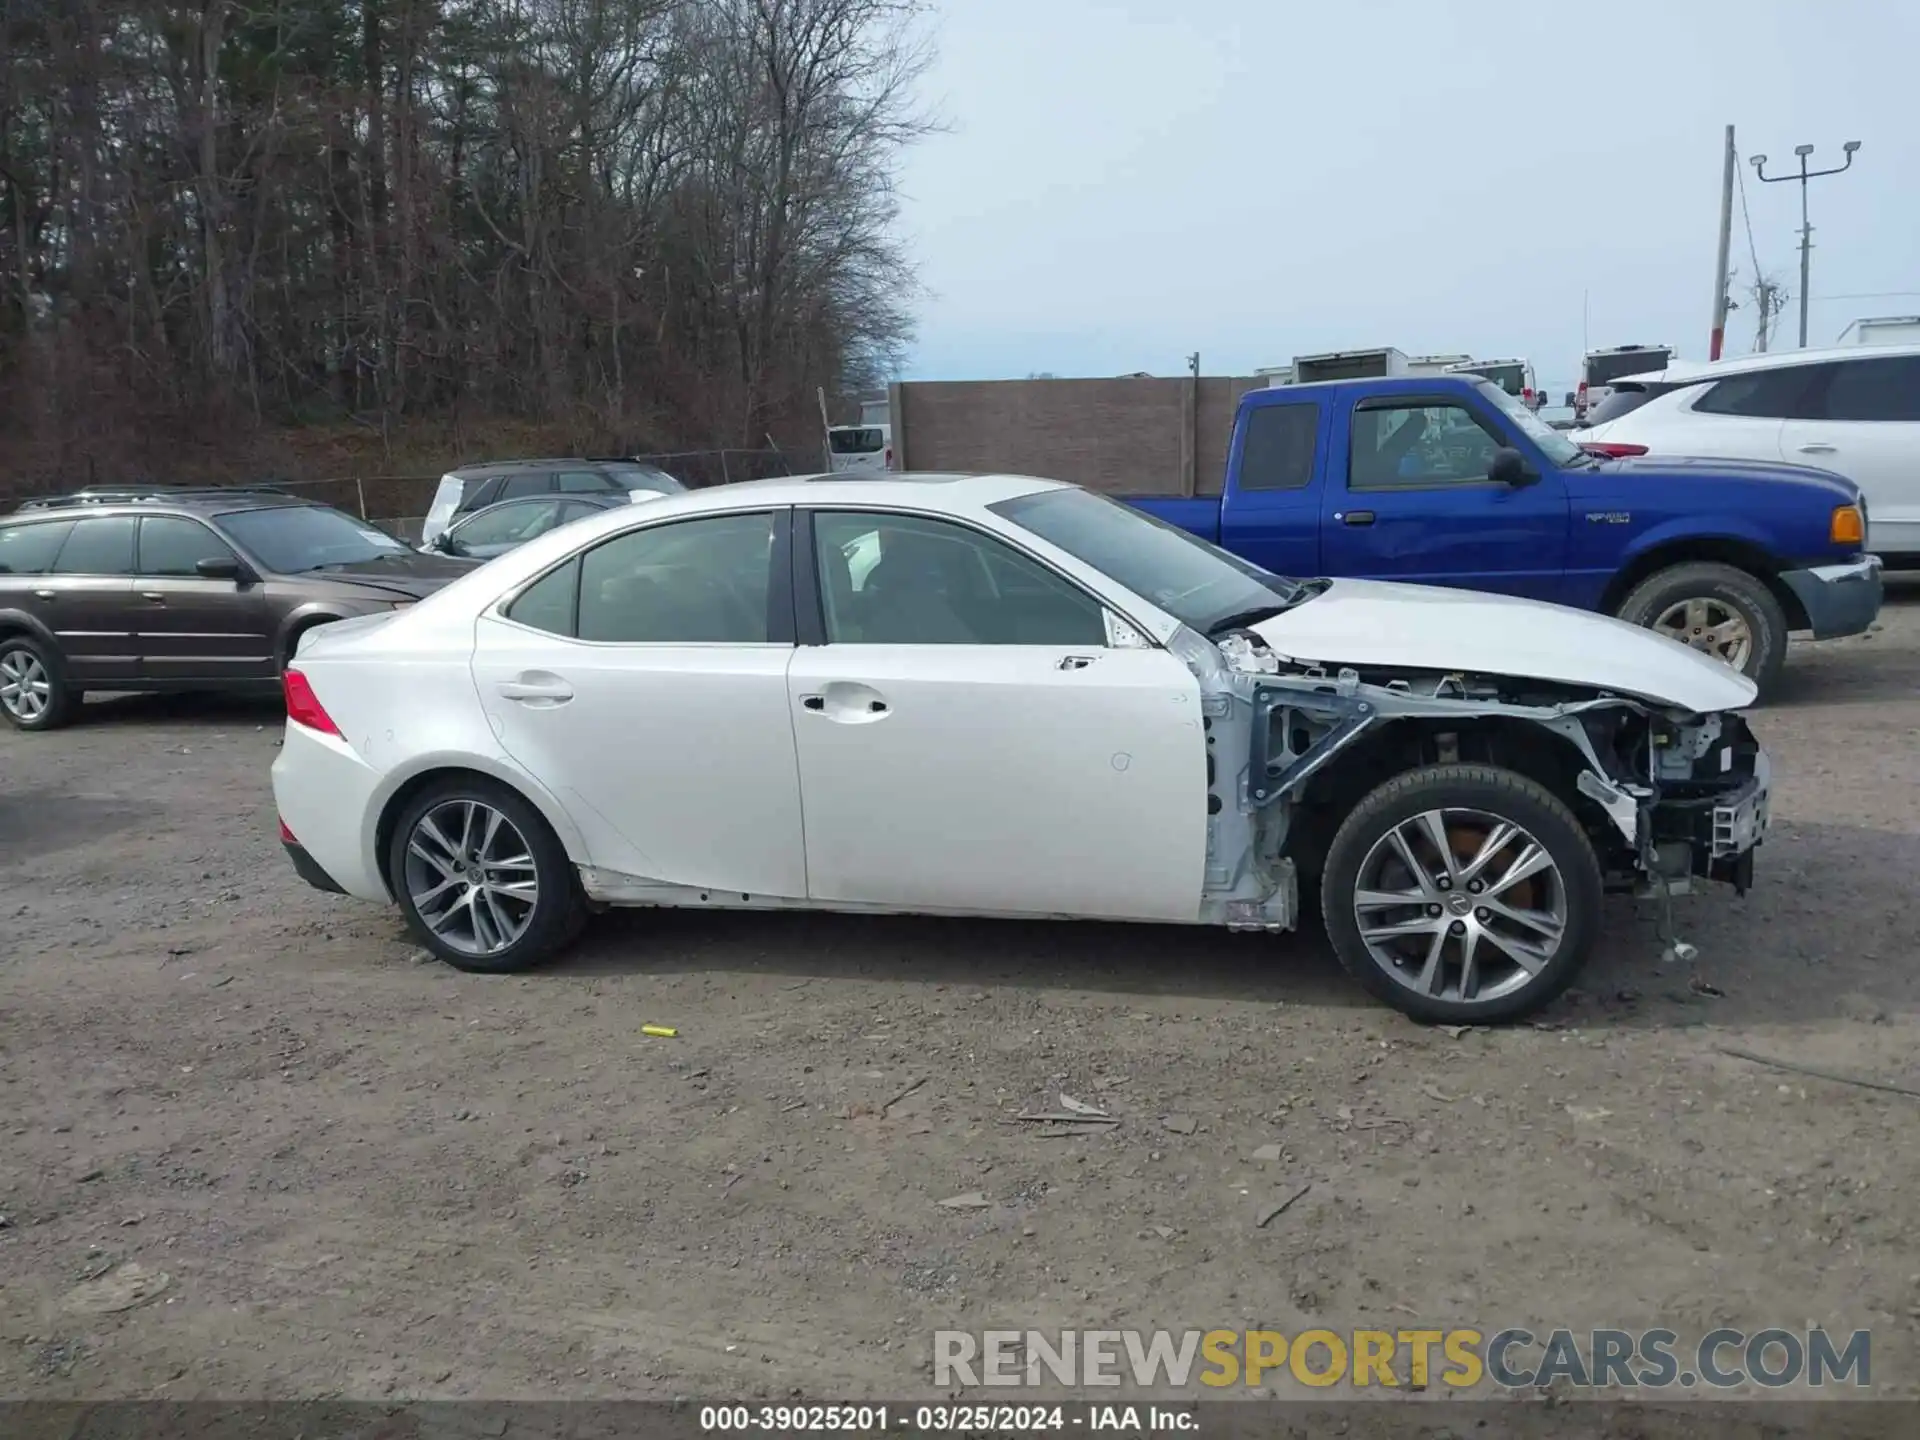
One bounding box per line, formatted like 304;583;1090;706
1173;623;1771;946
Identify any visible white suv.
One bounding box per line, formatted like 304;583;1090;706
1576;344;1920;561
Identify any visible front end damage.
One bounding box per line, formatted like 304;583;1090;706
1172;625;1770;945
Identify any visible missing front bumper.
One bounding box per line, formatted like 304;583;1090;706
1645;754;1771;895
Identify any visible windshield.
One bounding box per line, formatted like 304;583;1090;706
1586;350;1671;386
216;504;413;573
989;487;1298;633
1475;381;1587;466
829;428;886;455
1457;362;1525;395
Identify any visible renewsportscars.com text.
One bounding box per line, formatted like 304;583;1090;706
933;1327;1871;1391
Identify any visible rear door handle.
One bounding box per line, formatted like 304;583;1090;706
497;676;574;704
32;589;56;600
1339;510;1377;527
141;591;166;603
1058;654;1097;671
1797;443;1837;454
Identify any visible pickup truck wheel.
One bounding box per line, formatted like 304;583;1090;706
1319;764;1602;1025
1614;562;1787;692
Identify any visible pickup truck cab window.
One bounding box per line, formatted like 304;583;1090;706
1239;403;1319;491
812;509;1106;646
1350;402;1505;490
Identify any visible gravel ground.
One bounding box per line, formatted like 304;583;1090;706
3;593;1919;1407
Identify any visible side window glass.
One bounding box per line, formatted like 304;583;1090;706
1238;403;1320;491
1692;367;1816;419
51;516;137;575
556;470;618;493
139;517;236;576
497;474;553;501
0;520;74;574
812;510;1107;646
506;557;580;636
457;500;563;548
576;511;774;644
1349;404;1503;490
1817;358;1920;423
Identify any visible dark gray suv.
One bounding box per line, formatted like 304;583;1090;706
0;487;479;730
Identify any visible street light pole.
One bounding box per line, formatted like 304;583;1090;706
1752;141;1862;348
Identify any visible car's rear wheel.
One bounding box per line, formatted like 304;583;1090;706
1613;561;1787;693
387;776;587;973
0;634;76;732
1320;764;1602;1025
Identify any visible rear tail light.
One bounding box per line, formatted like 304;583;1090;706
885;447;894;470
1580;442;1650;458
283;666;342;737
1830;504;1866;546
279;818;297;844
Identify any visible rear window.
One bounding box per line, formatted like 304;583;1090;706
1584;384;1664;426
1586;350;1672;386
1458;363;1525;396
603;465;687;495
0;519;74;574
1693;367;1818;420
1236;402;1319;491
829;428;885;455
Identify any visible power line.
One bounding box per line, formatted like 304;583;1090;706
1735;150;1763;280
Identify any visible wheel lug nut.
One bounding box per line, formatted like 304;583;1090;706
1437;878;1451;890
1476;908;1490;922
1428;904;1443;917
1467;880;1482;893
1449;920;1466;935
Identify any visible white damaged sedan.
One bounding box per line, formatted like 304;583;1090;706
272;472;1771;1024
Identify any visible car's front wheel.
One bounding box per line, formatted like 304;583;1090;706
387;776;587;973
1319;764;1602;1025
0;634;75;732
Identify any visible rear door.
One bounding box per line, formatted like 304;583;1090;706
43;515;139;682
1319;392;1571;601
0;516;75;638
1217;396;1325;576
134;515;275;682
1775;355;1920;555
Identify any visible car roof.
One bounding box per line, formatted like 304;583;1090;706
1616;342;1920;387
448;458;670;477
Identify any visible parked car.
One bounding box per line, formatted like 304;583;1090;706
421;492;630;561
1572;344;1920;566
0;487;479;731
420;458;686;549
272;472;1771;1026
1576;343;1674;423
1122;373;1882;694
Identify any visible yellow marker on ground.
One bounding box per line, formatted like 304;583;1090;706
641;1024;678;1038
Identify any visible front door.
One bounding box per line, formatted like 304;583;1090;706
468;506;808;899
788;508;1206;922
1320;395;1571;601
133;515;275;682
43;515;139;683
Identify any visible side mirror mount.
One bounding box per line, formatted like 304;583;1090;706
431;531;457;554
1488;447;1538;488
195;555;243;580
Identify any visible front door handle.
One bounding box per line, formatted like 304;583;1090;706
1340;510;1377;527
800;684;889;723
141;591;166;603
1797;442;1837;454
1058;654;1097;671
497;674;574;704
32;589;55;600
801;694;825;710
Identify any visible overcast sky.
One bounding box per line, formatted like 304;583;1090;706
894;0;1920;392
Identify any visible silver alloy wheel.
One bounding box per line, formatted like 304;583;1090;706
403;798;540;957
1651;596;1753;671
0;648;51;723
1351;807;1568;1006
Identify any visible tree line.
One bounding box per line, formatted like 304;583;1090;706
0;0;931;481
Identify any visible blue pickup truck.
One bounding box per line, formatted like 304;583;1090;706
1128;374;1883;693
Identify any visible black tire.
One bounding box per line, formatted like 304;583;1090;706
0;633;77;732
386;775;587;974
1319;763;1603;1025
1613;561;1788;694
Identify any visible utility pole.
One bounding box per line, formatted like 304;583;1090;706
1710;125;1735;360
1751;278;1782;352
1752;141;1862;347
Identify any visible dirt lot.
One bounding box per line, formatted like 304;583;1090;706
4;593;1920;1408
